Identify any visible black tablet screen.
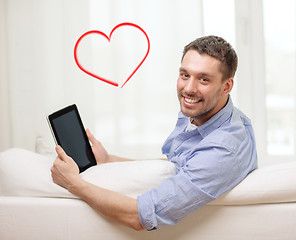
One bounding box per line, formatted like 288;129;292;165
48;105;96;172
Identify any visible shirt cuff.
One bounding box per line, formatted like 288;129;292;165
137;192;157;230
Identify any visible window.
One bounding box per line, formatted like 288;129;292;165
234;0;296;165
263;0;296;156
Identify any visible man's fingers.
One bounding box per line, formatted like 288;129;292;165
55;145;68;162
51;156;63;176
86;128;96;145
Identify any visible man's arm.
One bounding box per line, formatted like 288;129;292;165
86;129;167;162
51;145;144;231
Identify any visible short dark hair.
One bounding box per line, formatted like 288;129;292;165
182;36;238;81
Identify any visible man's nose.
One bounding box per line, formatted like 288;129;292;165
184;78;198;94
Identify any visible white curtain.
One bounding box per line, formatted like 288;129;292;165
0;0;204;158
0;0;11;150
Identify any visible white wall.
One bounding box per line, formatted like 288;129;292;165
0;0;204;159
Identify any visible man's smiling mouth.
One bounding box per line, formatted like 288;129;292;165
185;98;198;103
184;97;202;104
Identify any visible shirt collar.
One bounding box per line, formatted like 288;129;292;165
196;95;234;138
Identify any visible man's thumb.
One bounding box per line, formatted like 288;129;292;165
55;145;67;161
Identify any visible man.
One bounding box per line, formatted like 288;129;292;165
51;35;258;231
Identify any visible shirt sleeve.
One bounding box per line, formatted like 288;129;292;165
137;143;243;230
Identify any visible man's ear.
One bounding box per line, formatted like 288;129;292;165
223;78;234;95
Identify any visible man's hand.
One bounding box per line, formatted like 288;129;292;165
86;129;110;165
50;144;143;231
86;129;132;163
51;145;80;190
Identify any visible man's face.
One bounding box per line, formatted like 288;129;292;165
177;50;233;126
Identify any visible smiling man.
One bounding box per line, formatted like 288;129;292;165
51;35;258;231
178;38;235;126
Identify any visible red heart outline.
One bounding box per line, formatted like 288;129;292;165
74;22;150;88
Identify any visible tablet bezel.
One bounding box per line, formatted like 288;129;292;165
47;104;97;172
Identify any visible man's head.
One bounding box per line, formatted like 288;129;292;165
177;36;236;126
182;35;238;81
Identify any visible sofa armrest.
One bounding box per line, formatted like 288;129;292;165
210;161;296;206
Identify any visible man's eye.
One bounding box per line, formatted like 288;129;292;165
181;73;189;78
201;78;208;82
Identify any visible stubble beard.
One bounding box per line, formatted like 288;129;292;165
178;88;222;123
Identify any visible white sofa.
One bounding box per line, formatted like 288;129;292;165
1;148;296;240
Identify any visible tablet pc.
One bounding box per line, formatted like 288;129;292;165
47;104;97;172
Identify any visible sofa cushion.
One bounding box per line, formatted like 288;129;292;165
210;161;296;205
0;148;176;199
1;148;296;205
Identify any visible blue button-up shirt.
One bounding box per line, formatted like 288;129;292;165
137;96;258;230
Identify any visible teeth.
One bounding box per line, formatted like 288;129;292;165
185;98;199;103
